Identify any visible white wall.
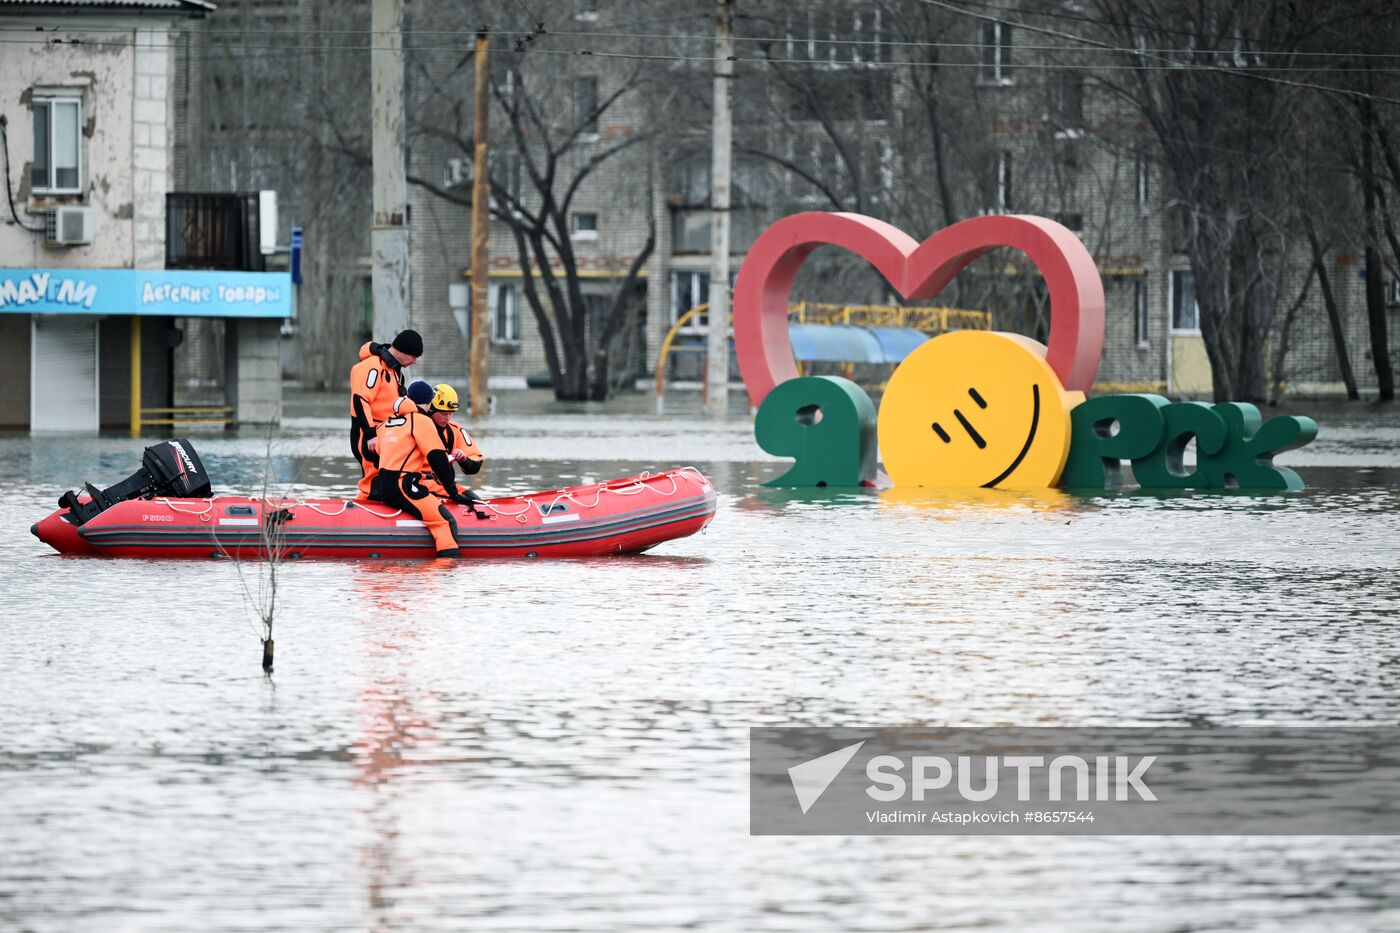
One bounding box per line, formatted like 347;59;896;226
0;15;176;271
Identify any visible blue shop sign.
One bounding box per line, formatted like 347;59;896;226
0;268;293;318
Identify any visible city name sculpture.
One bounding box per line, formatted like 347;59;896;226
734;212;1317;491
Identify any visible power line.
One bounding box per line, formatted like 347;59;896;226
4;22;1400;59
915;0;1400;108
2;34;1399;77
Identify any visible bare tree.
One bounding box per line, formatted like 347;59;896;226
1086;0;1336;402
220;429;295;671
480;57;656;400
1353;88;1397;401
178;0;374;390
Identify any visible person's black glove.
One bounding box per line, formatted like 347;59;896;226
453;489;482;506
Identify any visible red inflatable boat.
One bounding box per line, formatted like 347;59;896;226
32;441;716;560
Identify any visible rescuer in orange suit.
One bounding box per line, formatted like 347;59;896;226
365;380;465;460
371;383;480;558
420;383;485;498
350;329;422;500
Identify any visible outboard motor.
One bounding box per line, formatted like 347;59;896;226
59;438;213;525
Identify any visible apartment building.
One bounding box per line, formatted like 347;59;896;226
166;0;1392;401
0;0;292;433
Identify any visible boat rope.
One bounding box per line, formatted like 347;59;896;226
343;501;403;518
158;469;708;523
481;467;705;518
295;499;354;517
159;496;219;518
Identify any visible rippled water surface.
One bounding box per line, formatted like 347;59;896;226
2;391;1398;932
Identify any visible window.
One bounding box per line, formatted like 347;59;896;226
1054;212;1084;237
491;283;521;343
571;211;598;239
790;70;893;122
491;151;523;208
671;208;710;253
1134;277;1149;347
574;77;598;134
1171;269;1200;332
1168;203;1191;253
1136;152;1150;214
357;276;374;340
671;270;709;332
32;96;82;194
979;21;1012;83
989;151;1013;212
1052;74;1083;131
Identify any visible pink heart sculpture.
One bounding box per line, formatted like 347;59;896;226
731;212;1105;407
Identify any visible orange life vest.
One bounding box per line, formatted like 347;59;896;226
375;410;446;476
438;421;484;465
349;342;405;425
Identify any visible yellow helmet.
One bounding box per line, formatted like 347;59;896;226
428;383;460;412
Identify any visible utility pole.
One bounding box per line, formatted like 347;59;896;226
371;0;409;337
703;0;734;417
469;31;491;419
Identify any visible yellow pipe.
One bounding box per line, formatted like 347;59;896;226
654;302;708;411
137;418;234;425
652;300;992;412
129;315;141;438
139;407;233;414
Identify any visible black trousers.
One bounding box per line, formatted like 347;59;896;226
375;470;461;554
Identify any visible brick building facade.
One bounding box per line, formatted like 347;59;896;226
168;0;1395;401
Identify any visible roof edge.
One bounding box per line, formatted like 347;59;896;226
0;1;215;16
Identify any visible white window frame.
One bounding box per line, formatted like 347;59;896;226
490;282;521;344
571;211;598;241
1134;276;1150;348
1136;152;1150;215
1169;268;1202;335
1051;73;1084;134
995;151;1012;212
573;76;599;136
978;21;1013;85
32;94;84;196
671;269;710;334
1055;211;1085;238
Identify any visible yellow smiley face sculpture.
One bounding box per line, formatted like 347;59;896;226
878;331;1084;489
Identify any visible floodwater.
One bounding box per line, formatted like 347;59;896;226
1;390;1398;932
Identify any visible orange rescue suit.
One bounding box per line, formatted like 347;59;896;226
422;420;485;497
373;410;464;556
349;341;407;500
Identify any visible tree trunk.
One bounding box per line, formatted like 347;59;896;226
511;226;566;394
1306;224;1361;401
1270;265;1315;404
1361;99;1396;400
1190;239;1235;402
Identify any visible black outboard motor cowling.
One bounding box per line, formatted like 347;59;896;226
59;438;213;525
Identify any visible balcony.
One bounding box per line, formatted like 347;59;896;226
165;193;265;271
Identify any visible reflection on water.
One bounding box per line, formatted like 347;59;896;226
1;395;1399;931
880;485;1079;515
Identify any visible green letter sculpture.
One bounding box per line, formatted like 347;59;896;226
755;376;878;487
1130;402;1229;489
1060;394;1168;489
1196;403;1319;491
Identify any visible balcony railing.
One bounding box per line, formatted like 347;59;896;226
165;192;265;271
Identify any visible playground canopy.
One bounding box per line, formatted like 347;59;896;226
788;323;931;364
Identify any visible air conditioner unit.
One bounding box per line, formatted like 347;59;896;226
45;206;94;246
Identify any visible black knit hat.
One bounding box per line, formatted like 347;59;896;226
391;329;424;357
